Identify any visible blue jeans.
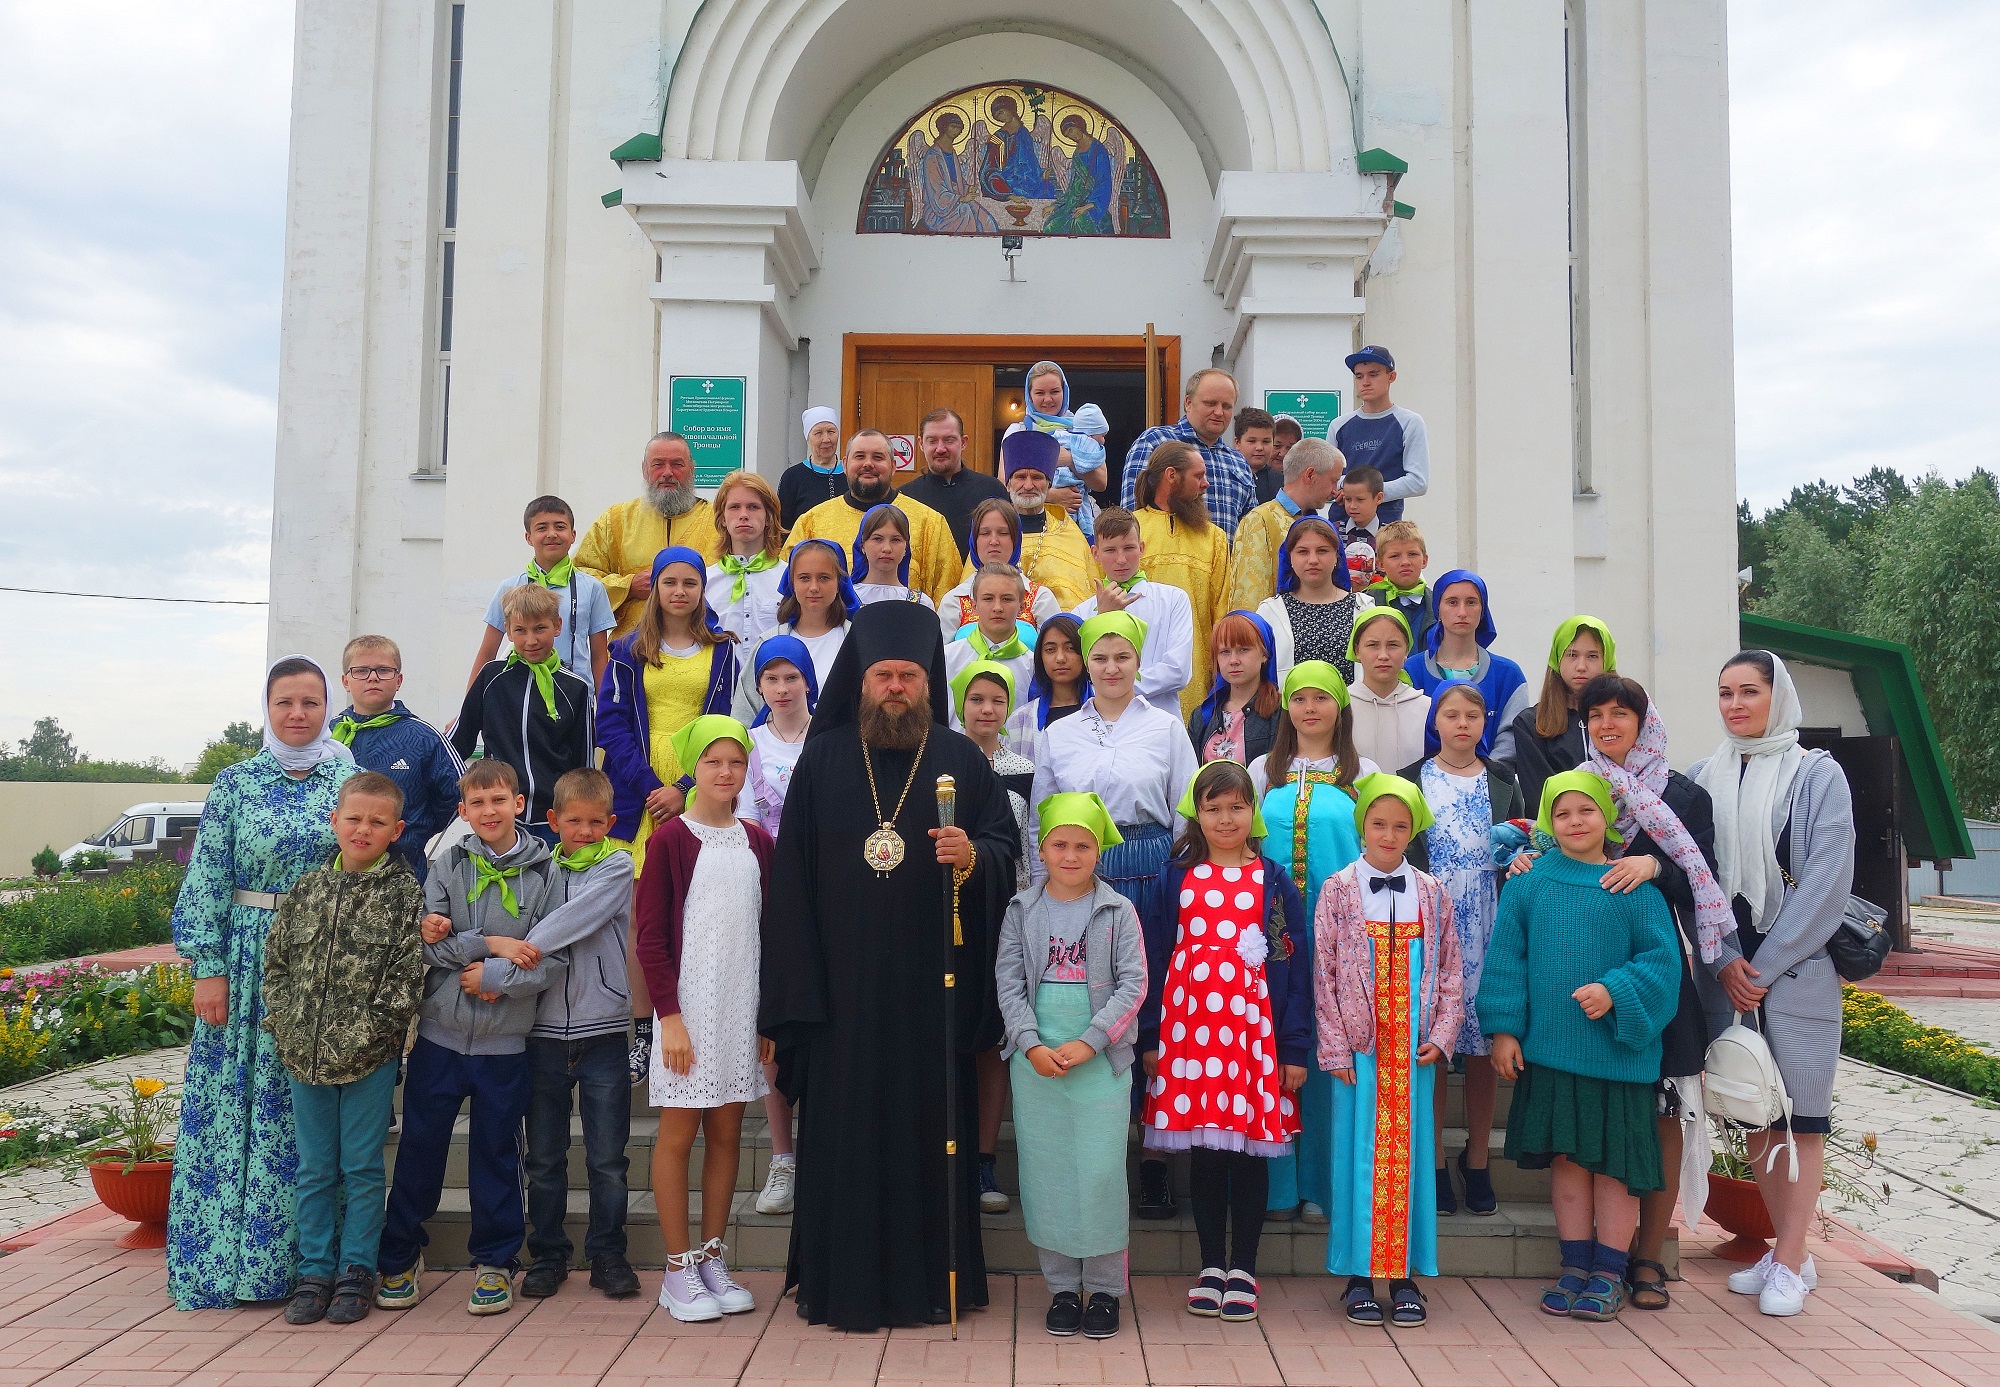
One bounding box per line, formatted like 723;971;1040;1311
525;1034;630;1264
289;1058;399;1279
379;1036;533;1274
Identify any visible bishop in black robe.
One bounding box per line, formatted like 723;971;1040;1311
760;601;1021;1332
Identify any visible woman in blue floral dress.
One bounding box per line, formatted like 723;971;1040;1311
1400;680;1524;1217
169;656;354;1309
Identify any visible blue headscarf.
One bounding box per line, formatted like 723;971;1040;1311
851;504;911;585
1026;613;1091;729
970;499;1023;567
1194;610;1277;729
1422;676;1490;758
650;546;722;632
1424;569;1497;654
749;633;820;728
778;539;861;619
1275;516;1352;594
1024;361;1073;432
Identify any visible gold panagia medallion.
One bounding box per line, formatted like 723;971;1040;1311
864;824;906;876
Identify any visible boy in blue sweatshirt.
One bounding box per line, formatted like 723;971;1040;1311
331;635;462;883
511;768;640;1301
377;758;564;1318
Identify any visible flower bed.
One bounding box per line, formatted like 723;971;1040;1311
1841;983;2000;1100
0;861;183;968
0;962;193;1088
0;1103;118;1175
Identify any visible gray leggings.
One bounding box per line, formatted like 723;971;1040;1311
1038;1246;1128;1297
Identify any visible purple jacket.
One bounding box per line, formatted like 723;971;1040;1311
596;632;736;832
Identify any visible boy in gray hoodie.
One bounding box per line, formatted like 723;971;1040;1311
377;759;563;1318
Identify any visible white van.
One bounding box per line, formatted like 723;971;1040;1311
63;801;208;864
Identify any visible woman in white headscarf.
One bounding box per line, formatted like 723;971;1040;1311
167;655;355;1309
1689;649;1855;1319
778;405;845;529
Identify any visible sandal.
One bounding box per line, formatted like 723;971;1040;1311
1342;1277;1383;1326
1388;1280;1426;1328
1569;1271;1624;1321
1625;1259;1670;1311
1540;1266;1588;1317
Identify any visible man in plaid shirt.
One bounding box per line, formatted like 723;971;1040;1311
1119;368;1256;537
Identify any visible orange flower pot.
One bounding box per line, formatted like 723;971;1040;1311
1705;1171;1776;1263
88;1155;174;1249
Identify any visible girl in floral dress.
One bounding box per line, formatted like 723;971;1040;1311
169;655;355;1309
1400;680;1525;1216
1137;761;1311;1323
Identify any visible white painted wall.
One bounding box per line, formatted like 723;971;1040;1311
1789;661;1871;739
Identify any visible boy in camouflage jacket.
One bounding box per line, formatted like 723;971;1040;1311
261;771;427;1327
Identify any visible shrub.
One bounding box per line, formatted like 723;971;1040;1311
61;849;112;875
1841;984;2000;1100
0;861;183;968
30;847;61;877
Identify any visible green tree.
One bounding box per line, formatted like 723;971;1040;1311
1859;475;2000;818
18;717;79;771
1753;512;1867;633
192;723;260;782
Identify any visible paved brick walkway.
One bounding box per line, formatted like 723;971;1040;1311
0;1048;189;1242
1;1211;1997;1385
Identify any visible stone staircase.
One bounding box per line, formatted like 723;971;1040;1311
387;1070;1676;1279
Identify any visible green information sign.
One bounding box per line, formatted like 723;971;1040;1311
668;375;746;486
1264;389;1344;442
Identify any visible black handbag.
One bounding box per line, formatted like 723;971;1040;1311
1778;858;1892;982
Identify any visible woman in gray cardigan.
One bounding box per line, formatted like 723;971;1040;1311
1690;650;1855;1318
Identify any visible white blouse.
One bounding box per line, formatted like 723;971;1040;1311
705;561;784;643
1248;753;1382;801
1029;694;1199;835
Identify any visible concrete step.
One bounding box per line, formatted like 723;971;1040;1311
414;1189;1672;1281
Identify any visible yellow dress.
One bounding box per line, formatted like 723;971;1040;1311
574;498;722;638
960;507;1101;611
786;493;961;605
1135;508;1233;720
621;647;712;874
1225;496;1304;615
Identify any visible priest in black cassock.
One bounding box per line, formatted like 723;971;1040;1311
760;600;1021;1331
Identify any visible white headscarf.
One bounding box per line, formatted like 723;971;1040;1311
1692;650;1804;932
800;406;839;442
260;654;354;773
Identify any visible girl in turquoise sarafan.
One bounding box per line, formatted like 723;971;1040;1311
1479;771;1681;1323
168;655;356;1310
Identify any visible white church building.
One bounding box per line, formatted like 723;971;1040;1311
269;0;1739;736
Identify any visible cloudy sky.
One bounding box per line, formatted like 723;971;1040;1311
0;1;1994;765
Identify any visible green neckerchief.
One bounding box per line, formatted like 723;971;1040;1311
338;850;393;874
1368;576;1427;603
469;854;523;916
1116;571;1148;593
526;556;574;588
554;839;626;872
720;551;779;601
506;649;563;721
329;710;401;746
968;625;1028;661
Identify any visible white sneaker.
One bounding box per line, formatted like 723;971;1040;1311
696;1239;757;1313
1300;1201;1329;1226
1759;1261;1810;1317
657;1251;723;1322
755;1156;796;1215
1728;1251;1817;1295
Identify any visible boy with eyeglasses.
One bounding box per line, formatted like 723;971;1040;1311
333;635;463;883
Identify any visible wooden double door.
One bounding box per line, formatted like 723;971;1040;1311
843;333;1182;481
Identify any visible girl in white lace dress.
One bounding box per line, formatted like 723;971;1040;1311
633;715;773;1322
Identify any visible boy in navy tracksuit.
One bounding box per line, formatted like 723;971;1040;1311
1328;344;1430;525
332;635;462;882
515;768;640;1301
453;584;596;842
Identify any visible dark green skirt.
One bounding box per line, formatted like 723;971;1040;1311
1504;1063;1663;1196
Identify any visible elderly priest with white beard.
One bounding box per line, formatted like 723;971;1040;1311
575;431;722;637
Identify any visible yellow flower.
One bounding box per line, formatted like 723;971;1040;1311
0;1111;12;1127
0;968;12;979
132;1078;166;1098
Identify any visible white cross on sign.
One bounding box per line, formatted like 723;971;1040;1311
702;380;715;392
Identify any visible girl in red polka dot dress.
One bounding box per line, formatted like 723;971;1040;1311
1137;760;1312;1322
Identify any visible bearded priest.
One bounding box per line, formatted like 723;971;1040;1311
575;432;722;637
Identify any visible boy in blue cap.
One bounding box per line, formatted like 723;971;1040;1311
1327;346;1429;525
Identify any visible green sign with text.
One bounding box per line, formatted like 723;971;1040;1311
668;375;746;486
1263;389;1343;442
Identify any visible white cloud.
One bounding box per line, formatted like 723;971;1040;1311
1730;0;2000;511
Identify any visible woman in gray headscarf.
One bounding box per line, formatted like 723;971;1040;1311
1689;649;1854;1319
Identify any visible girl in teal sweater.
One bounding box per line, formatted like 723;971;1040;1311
1479;770;1679;1322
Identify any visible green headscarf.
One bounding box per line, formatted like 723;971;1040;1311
1174;762;1270;838
667;714;752;781
1536;769;1626;845
1079;610;1147;660
1281;660;1351;709
1345;607;1415;685
1350;771;1435;837
1549;615;1616;673
1036;791;1124;848
950;659;1017;722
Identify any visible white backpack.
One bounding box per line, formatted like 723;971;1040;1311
1702;1012;1799;1180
